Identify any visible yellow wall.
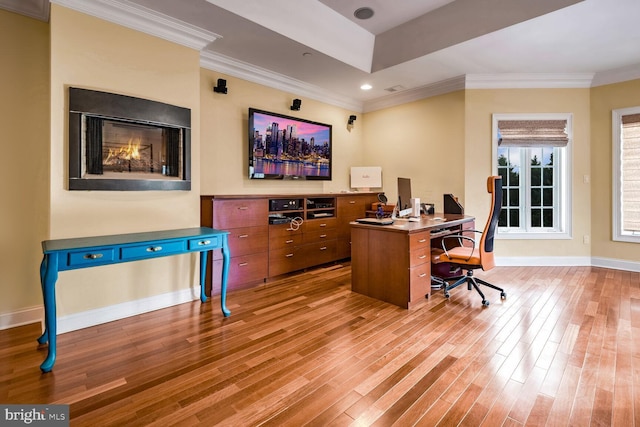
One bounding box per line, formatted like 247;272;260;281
199;69;363;195
362;91;466;209
48;5;202;315
465;88;592;258
0;10;49;320
591;79;640;261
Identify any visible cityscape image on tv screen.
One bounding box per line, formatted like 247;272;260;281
249;109;331;180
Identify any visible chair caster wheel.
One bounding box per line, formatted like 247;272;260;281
444;292;450;298
500;292;506;299
482;300;490;307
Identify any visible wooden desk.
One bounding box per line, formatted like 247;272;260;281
350;214;474;309
38;227;230;372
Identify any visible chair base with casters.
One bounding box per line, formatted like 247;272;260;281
440;269;506;307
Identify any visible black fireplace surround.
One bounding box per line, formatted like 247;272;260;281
68;87;191;191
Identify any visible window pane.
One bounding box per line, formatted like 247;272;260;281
531;167;541;186
531;208;541;227
543;188;553;206
499;209;507;227
509;209;519;227
509;189;519;207
531;188;541;207
543;208;554;227
543;147;554;166
543;167;553;186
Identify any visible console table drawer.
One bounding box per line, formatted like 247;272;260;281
121;240;186;260
68;248;116;267
188;236;221;251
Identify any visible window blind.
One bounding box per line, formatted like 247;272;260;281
498;119;568;147
621;113;640;232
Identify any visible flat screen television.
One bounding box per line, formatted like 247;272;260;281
248;108;332;180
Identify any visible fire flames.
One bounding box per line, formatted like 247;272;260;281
104;138;141;164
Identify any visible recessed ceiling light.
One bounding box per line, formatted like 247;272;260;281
360;84;372;90
354;7;374;20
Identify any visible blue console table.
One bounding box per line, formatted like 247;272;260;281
38;227;230;373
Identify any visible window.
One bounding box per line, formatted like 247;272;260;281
613;107;640;243
492;114;572;239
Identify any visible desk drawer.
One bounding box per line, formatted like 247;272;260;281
188;236;221;251
67;248;116;267
121;240;186;260
409;247;430;267
409;232;430;250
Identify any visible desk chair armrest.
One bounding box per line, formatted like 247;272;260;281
441;230;481;261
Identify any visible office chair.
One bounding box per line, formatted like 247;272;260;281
432;176;506;306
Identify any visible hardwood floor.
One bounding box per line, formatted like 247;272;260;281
1;264;639;426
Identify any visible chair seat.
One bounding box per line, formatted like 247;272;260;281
438;246;481;267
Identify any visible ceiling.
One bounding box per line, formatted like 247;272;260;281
3;0;640;112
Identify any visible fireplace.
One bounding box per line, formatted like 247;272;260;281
68;87;191;191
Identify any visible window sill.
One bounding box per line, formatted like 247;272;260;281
497;232;571;240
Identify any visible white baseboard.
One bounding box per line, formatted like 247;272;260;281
495;256;592;267
0;306;43;331
0;287;199;333
591;256;640;272
57;287;200;334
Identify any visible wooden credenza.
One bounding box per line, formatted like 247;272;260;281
201;193;378;293
350;214;475;309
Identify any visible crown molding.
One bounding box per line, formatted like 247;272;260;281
465;73;595;89
0;0;49;21
200;50;364;112
362;76;466;113
591;63;640;87
50;0;220;51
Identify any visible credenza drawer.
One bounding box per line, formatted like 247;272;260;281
227;226;268;256
212;252;267;290
303;217;337;232
121;240;186;260
303;229;336;244
269;223;304;238
269;247;303;277
299;241;336;269
213;199;268;229
269;234;303;251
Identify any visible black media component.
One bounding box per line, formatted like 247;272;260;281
270;199;300;211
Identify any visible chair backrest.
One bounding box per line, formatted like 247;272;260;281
478;176;502;270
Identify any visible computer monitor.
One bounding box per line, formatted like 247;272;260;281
397;177;413;217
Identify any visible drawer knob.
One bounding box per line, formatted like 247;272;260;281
238;262;248;267
418;239;427;243
319;234;327;238
198;240;211;245
285;239;294;244
238;206;249;210
83;253;103;260
286;253;294;258
419;255;427;259
147;246;163;252
320;246;327;251
419;273;427;278
319;223;327;227
349;201;356;204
